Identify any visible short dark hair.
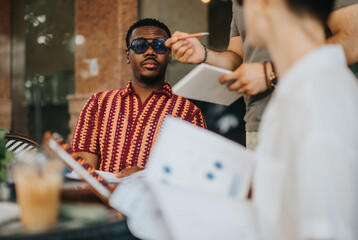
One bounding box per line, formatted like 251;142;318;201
237;0;334;24
284;0;335;24
126;18;171;47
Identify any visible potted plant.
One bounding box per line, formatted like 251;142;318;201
0;129;13;200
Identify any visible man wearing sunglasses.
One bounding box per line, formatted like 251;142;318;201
71;18;206;177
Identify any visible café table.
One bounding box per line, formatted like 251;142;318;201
0;180;139;240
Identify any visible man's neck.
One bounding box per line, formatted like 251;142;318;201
131;79;165;104
266;13;326;77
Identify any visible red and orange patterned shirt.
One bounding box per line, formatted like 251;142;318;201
72;81;206;173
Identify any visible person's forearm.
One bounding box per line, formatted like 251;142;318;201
205;49;243;71
77;151;99;169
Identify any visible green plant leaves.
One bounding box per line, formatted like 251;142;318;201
0;129;14;182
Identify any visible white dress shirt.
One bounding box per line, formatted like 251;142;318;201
254;45;358;240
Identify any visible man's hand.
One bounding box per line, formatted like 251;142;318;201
165;31;206;64
116;166;143;178
219;62;269;96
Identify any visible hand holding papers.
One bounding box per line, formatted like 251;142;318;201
109;178;172;240
110;117;258;240
172;63;243;106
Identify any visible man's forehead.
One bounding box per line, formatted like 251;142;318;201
130;26;168;41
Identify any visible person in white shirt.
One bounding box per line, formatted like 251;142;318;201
114;1;357;239
240;0;358;239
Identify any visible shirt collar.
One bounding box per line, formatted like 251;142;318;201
120;80;173;98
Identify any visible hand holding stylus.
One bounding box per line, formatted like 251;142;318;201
166;31;209;64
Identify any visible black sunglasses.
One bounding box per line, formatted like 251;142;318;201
128;38;168;54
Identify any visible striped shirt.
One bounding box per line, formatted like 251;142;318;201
72;81;206;173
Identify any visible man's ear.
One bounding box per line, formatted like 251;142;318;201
126;49;130;64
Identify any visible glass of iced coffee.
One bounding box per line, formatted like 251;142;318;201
13;152;63;230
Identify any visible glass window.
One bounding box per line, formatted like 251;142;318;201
12;0;75;143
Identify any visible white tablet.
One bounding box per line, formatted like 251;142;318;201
172;63;243;106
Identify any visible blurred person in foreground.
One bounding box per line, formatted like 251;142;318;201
71;18;206;177
241;0;358;238
166;0;358;151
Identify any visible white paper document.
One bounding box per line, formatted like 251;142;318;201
144;117;258;239
172;63;243;106
66;169;145;184
109;117;258;240
146;117;254;200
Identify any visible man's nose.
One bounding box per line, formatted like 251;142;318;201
144;44;156;56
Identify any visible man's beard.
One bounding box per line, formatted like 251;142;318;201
140;74;162;86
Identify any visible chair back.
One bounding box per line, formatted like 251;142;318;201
5;133;39;155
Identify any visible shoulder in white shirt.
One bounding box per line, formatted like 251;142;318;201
254;45;358;240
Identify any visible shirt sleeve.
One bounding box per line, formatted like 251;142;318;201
334;0;358;10
71;93;101;156
230;0;240;38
